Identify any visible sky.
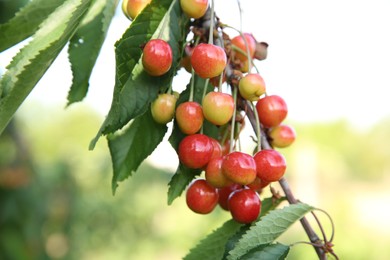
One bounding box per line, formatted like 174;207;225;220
1;0;390;130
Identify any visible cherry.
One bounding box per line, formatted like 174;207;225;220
268;124;296;148
186;179;219;214
122;0;151;20
253;149;286;182
222;151;257;185
231;33;256;62
228;188;261;224
180;0;209;19
205;156;232;188
247;176;270;193
175;101;203;135
178;134;213;169
151;93;177;124
191;43;227;79
142;39;173;76
238;73;266;101
256;95;288;128
202;92;234;126
217;183;241;211
209;137;223;160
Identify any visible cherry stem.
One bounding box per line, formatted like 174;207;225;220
249;101;261;151
229;86;238;153
189;69;195;102
246;104;327;259
208;0;215;44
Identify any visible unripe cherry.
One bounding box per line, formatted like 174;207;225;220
175;101;203;135
122;0;151;20
202;92;234;126
151;93;177;124
238;73;266;101
269;124;296;148
180;0;209;19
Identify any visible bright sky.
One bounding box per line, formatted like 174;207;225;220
1;0;390;130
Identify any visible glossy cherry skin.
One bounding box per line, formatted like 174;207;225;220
142;39;173;76
205;156;232;188
175;101;203;134
222;152;257;185
247;177;270;193
253;149;287;182
231;33;256;62
178;134;213;169
186;179;219;214
202;92;234;126
268;124;296;148
256;95;288;128
151;93;177;124
238;73;266;101
180;0;209;19
122;0;151;20
217;183;242;211
209;137;223;160
228;188;261;224
191;43;227;79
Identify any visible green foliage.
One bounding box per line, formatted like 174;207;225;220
67;0;118;104
167;164;200;205
108;108;168;194
227;203;314;260
240;243;290;260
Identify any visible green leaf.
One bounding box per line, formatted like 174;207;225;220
0;0;65;52
0;0;92;135
183;220;243;260
67;0;118;104
90;0;189;149
241;243;290;260
227;203;314;260
167;164;200;205
259;196;287;218
108;108;167;194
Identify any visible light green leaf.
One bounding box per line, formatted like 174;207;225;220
227;203;314;260
0;0;92;135
90;0;189;149
67;0;118;104
108;108;167;194
0;0;65;52
259;196;286;218
167;164;200;205
184;220;243;260
241;243;290;260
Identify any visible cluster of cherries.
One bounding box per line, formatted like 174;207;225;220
122;0;296;224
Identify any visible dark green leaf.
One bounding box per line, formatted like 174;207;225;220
108;108;167;194
259;196;286;218
241;243;290;260
184;220;243;260
167;163;200;205
227;203;314;260
67;0;118;104
90;0;189;149
0;0;92;135
0;0;64;52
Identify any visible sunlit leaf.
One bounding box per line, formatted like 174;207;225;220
227;203;314;260
0;0;64;52
184;220;243;260
241;243;290;260
0;0;92;135
108;108;167;194
67;0;118;104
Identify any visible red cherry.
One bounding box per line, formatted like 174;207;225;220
247;177;270;193
202;92;234;126
228;188;261;224
205;156;232;188
254;149;286;182
175;101;204;134
256;95;288;128
222;152;257;185
186;179;219;214
231;33;256;62
209;137;223;160
217;183;241;211
142;39;173;76
178;134;213;169
268;124;296;148
191;43;227;79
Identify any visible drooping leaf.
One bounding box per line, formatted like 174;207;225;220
241;243;290;260
90;0;189;149
108;108;167;194
184;220;243;260
227;203;314;260
0;0;65;52
67;0;118;104
0;0;92;135
167;163;200;205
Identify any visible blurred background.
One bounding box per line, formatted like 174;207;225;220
1;0;390;259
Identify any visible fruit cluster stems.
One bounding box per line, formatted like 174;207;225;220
245;104;327;259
